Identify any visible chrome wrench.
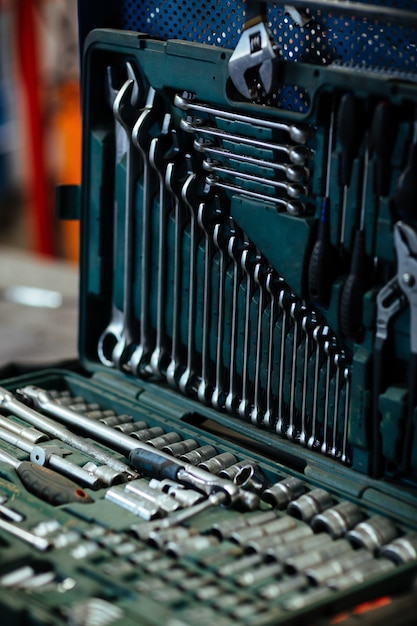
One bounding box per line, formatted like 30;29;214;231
98;67;141;367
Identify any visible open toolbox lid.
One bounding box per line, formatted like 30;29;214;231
75;27;417;490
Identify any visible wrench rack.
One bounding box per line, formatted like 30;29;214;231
1;20;417;626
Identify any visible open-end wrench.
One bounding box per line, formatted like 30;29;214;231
127;88;160;375
175;93;310;144
203;159;307;199
228;1;281;100
98;70;141;367
239;246;261;419
194;139;310;183
181;119;310;165
149;117;177;377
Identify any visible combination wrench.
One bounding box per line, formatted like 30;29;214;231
250;262;269;425
262;271;285;427
149;117;178;377
174;93;311;144
128;88;161;375
98;67;142;367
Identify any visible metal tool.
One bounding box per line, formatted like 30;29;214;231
379;533;417;564
181;118;309;165
287;301;307;439
0;447;92;505
18;386;240;505
287;487;333;522
0;415;48;444
262;475;305;509
346;514;399;552
175;93;310;144
179;173;205;395
97;69;142;368
228;1;280;100
0;517;51;551
0;495;24;522
263;271;284;427
127;88;160;375
311;501;364;538
194;138;310;182
285;538;353;574
0;387;136;479
149;117;177;376
203;158;307;198
307;325;331;450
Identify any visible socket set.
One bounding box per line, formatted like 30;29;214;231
1;16;417;626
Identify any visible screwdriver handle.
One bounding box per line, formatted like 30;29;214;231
371;100;398;197
339;229;367;341
394;142;417;220
307;197;334;306
16;461;92;506
337;92;365;188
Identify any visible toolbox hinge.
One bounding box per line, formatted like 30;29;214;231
55;184;81;221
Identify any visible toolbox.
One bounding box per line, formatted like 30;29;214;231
1;2;417;624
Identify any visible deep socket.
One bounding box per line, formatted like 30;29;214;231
262;476;306;509
287;488;333;522
311;501;364;538
346;514;399;552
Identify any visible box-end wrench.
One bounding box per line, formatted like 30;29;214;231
228;1;281;100
128;88;161;375
98;68;141;368
194;139;310;183
175;93;311;144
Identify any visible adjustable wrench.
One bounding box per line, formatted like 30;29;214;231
98;67;141;367
228;1;281;100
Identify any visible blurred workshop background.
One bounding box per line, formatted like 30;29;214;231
0;0;80;369
0;0;80;261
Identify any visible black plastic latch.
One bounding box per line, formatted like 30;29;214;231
55;184;81;220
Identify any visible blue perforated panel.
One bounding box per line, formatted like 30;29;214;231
119;0;417;75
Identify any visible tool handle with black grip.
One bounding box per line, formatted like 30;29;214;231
16;461;92;506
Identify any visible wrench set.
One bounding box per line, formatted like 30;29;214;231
1;13;417;625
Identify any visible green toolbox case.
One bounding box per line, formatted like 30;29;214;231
0;26;417;625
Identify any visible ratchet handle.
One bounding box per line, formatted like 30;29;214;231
16;461;93;506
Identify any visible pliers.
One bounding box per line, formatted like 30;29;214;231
372;221;417;476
